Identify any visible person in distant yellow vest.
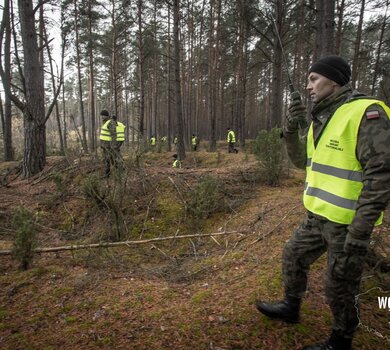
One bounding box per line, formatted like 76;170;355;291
172;154;181;168
226;128;238;153
150;135;156;150
191;134;198;151
255;56;390;350
99;109;115;178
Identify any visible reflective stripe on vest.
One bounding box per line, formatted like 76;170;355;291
303;99;390;225
100;120;112;141
227;130;235;143
116;122;125;141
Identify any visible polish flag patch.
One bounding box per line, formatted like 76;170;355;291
366;110;380;119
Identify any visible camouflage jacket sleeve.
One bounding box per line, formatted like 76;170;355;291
282;128;308;169
349;104;390;237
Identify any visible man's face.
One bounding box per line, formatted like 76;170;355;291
306;72;341;103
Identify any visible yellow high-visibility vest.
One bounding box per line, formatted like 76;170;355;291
304;99;390;225
150;137;156;146
192;136;197;145
116;122;125;141
227;130;235;143
172;159;181;168
100;120;112;141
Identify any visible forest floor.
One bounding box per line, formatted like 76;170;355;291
0;146;389;350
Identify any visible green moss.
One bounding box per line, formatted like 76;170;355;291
53;287;74;298
0;308;8;320
191;290;213;305
294;323;310;335
96;336;114;346
64;315;77;323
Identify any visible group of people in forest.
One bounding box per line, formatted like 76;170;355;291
100;113;239;174
99;55;390;350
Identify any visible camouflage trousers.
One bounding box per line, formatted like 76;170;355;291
101;145;114;177
282;211;365;337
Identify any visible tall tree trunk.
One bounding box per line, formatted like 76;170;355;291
195;0;206;145
334;0;345;54
167;4;172;151
137;0;145;141
351;0;365;89
0;0;14;160
153;0;158;138
371;1;389;95
269;2;284;129
173;0;185;160
314;0;336;59
73;0;88;152
18;0;46;177
61;2;67;149
233;0;248;146
88;0;96;151
208;0;221;152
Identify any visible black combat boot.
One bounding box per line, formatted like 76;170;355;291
302;330;352;350
255;296;301;324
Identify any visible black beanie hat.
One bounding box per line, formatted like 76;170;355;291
100;109;109;117
309;55;351;86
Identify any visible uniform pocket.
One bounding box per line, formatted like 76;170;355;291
330;254;364;281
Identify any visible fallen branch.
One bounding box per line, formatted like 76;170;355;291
249;203;301;245
0;231;244;256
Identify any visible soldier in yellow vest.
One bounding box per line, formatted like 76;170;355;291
227;127;238;153
172;153;181;168
191;134;198;151
255;56;390;350
99;109;115;178
150;135;156;150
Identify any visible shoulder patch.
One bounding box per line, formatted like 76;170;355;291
366;110;380;119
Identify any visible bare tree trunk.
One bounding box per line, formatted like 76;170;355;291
269;2;284;129
167;4;172;151
233;0;248;146
18;0;46;177
314;0;336;60
0;0;14;160
195;0;206;145
73;0;88;152
351;0;365;89
173;0;186;160
207;0;221;152
87;0;96;151
60;3;67;149
152;0;158;138
334;0;345;54
371;1;388;95
137;0;145;141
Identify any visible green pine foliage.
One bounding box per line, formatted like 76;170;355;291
188;175;224;219
253;128;286;186
12;207;38;270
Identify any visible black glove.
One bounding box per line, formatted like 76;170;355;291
344;231;370;256
285;99;307;132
